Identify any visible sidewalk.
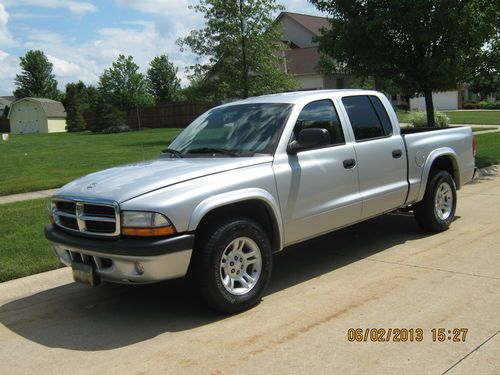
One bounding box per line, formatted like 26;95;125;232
0;189;57;205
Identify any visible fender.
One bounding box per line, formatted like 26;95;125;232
188;188;284;251
416;147;460;202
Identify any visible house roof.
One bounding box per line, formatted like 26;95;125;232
10;97;67;118
0;96;15;105
277;11;329;36
284;47;320;75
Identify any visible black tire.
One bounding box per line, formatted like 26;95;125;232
192;218;272;313
413;170;457;232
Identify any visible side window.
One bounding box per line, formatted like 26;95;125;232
342;95;392;141
369;96;393;136
293;99;345;146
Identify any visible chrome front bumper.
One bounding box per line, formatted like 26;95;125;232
45;225;194;284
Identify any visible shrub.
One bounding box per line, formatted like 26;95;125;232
463;100;480;109
408;110;450;128
479;101;500;109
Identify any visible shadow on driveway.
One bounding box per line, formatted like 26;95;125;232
0;213;435;351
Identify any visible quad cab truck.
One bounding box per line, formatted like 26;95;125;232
45;90;476;312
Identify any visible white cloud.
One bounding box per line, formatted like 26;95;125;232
0;50;19;95
0;3;16;48
2;0;96;15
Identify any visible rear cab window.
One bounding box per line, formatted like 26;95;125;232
342;95;393;141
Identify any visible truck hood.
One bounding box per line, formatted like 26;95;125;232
54;156;273;203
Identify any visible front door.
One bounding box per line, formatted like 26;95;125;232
273;99;362;246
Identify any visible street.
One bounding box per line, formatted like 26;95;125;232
0;167;499;374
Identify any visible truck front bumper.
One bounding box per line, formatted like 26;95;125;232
44;224;194;284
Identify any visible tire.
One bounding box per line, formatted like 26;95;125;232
192;218;272;313
413;170;457;232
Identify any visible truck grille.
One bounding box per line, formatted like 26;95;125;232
51;198;120;237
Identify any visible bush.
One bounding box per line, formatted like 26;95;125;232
408;110;450;128
479;101;500;109
463;100;480;109
101;125;132;133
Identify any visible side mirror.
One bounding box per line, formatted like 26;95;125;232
287;128;331;154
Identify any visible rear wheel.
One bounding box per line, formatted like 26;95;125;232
192;218;272;313
413;170;457;232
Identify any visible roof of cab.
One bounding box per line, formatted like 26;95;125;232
222;89;380;106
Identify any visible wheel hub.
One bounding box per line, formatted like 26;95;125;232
219;237;262;295
434;181;453;220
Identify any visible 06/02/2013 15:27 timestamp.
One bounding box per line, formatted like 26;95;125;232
347;328;468;342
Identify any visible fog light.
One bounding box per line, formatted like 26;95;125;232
135;262;144;275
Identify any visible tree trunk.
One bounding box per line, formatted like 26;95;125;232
239;0;248;98
424;88;435;127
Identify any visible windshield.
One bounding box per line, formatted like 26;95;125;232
166;103;293;157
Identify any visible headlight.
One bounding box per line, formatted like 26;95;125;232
121;211;176;237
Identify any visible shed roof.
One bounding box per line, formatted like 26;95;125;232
10;97;67;118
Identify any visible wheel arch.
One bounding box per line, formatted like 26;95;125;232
188;189;284;252
417;148;460;202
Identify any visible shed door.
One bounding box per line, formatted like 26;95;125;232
18;102;40;133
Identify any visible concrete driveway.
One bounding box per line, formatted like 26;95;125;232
0;168;499;375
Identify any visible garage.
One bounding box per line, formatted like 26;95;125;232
8;98;67;134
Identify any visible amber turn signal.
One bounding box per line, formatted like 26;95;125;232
122;226;176;237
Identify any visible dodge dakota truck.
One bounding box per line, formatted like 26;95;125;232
45;90;475;312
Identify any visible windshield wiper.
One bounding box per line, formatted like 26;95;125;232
161;148;184;158
187;147;239;157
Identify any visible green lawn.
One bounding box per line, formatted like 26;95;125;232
397;110;500;125
0;129;181;196
475;132;500;169
443;111;500;125
0;198;59;282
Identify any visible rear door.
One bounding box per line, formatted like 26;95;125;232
273;98;361;245
339;95;407;219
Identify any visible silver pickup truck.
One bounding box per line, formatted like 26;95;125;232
45;90;475;312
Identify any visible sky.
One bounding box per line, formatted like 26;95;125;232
0;0;324;96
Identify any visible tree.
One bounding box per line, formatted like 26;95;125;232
63;81;89;132
98;54;153;111
14;50;60;100
147;55;181;102
179;0;296;100
2;105;9;118
468;35;499;99
311;0;498;126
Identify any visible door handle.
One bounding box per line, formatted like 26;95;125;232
392;149;403;158
343;158;356;169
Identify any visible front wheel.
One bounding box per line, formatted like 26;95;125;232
413;170;457;232
192;218;272;313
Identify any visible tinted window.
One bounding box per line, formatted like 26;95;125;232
293;100;345;146
342;96;388;141
370;96;393;135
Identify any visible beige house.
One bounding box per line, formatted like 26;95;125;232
276;12;352;90
8;98;67;134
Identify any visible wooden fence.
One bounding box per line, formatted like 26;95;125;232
85;100;219;130
0;118;10;133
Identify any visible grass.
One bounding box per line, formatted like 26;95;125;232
0;198;59;282
443;110;500;125
470;127;498;132
0;129;182;196
396;110;500;125
475;132;500;169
